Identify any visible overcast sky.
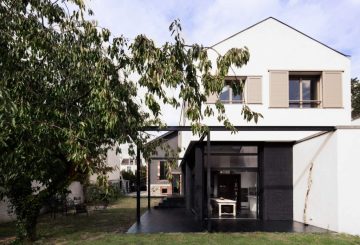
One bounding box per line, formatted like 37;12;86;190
86;0;360;124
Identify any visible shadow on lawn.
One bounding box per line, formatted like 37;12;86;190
0;197;161;244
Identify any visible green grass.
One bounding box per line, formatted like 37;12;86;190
0;197;359;245
0;197;160;244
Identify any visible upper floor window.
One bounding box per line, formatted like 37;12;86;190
270;70;342;109
122;158;134;165
289;75;320;108
219;78;244;104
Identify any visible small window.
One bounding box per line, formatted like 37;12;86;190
122;158;130;165
289;75;320;108
219;78;244;104
159;161;168;180
161;188;168;194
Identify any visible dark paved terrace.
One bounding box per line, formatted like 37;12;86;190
127;208;330;233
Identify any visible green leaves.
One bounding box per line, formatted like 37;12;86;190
351;77;360;119
0;0;262;241
0;0;144;240
130;20;260;134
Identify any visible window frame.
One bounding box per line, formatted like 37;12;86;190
219;77;245;104
288;74;321;108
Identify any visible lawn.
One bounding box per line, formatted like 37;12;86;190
0;197;160;244
0;197;359;245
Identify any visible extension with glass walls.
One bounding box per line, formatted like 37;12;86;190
204;144;259;219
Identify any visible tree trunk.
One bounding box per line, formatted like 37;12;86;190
25;213;39;242
16;204;41;242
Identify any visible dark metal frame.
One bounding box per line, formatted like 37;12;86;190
135;125;335;226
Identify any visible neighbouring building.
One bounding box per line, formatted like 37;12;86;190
147;131;182;197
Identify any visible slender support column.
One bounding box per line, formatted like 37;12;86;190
147;160;151;210
207;132;211;231
136;147;141;224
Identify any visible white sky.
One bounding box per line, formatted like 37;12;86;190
85;0;360;125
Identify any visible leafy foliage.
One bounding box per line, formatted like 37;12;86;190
85;183;121;205
351;77;360;119
0;0;260;241
121;167;146;192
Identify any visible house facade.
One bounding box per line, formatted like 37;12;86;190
173;17;360;235
147;131;182;196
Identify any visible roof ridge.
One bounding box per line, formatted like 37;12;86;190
210;16;350;58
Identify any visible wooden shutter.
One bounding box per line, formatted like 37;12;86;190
269;71;289;108
246;76;262;104
206;93;218;103
322;71;342;108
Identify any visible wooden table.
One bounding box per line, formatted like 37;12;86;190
211;198;237;217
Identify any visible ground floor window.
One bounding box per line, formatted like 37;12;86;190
210;170;258;219
205;144;259;219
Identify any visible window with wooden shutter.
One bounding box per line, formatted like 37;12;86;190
322;71;343;108
246;76;262;104
288;74;321;108
269;71;289;108
206;93;218;103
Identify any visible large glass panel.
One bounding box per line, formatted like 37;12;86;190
289;78;300;108
302;80;311;100
302;78;319;108
205;155;258;168
310;77;319;108
159;161;167;180
231;81;243;103
211;171;258;219
205;145;257;154
219;85;230;103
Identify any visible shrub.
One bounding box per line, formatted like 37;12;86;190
85;183;122;205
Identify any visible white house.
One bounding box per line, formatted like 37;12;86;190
173;17;360;235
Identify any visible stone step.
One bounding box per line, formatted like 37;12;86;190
154;196;185;209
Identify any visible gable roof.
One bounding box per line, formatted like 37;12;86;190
211;17;350;58
146;130;178;145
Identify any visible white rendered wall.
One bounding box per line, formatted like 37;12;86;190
337;129;360;235
68;181;84;203
293;131;338;231
90;144;140;183
180;17;352;168
184;18;351;129
294;128;360;235
0;198;15;223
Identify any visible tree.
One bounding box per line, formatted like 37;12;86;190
352;77;360;119
0;0;259;241
121;166;146;192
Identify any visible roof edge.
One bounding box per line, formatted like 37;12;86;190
210;17;350;58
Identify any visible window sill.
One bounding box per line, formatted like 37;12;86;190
268;107;344;109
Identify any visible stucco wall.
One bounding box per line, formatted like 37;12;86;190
179;19;351;158
294;128;360;235
202;18;351;127
0;181;84;223
337;129;360;235
0;198;15;223
293;131;339;231
68;181;84;203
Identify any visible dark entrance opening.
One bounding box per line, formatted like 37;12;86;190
205;144;259;220
172;174;180;194
218;174;240;205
